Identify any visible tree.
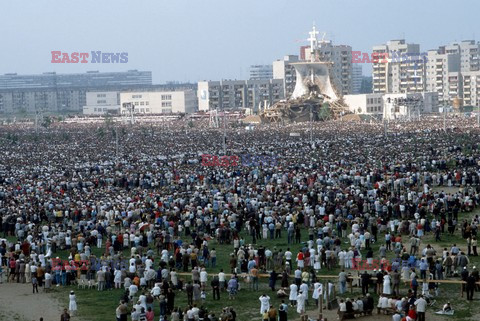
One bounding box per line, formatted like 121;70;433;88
41;116;52;128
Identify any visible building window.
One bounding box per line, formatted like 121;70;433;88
134;102;139;106
97;100;106;104
97;94;106;98
140;101;145;105
161;94;172;100
161;101;172;107
132;95;142;99
146;101;149;105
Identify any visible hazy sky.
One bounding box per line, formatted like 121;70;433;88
1;0;478;83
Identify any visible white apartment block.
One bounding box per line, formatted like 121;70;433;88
83;91;120;115
425;50;461;104
273;55;299;99
197;79;283;112
372;40;426;94
445;40;480;72
461;71;480;107
120;90;196;114
249;65;273;80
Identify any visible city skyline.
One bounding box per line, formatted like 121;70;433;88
1;0;478;83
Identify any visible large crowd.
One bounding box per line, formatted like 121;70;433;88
1;115;480;321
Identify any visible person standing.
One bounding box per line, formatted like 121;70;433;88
227;277;238;300
259;294;270;314
289;283;298;307
383;272;392;295
278;305;288;321
466;273;476;300
414;295;427;321
338;270;347;294
361;271;371;295
32;275;39;293
211;276;220;300
60;308;71;321
267;305;277;321
116;300;129;321
296;290;306;315
69;291;77;316
250;266;259;291
392;269;400;295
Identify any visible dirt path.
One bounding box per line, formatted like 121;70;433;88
0;283;65;321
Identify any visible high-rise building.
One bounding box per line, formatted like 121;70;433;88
425;49;461;104
0;70;155;114
197;79;284;112
249;65;273;80
372;40;426;94
272;55;299;99
352;65;363;94
0;70;152;89
444;40;480;72
461;71;480;107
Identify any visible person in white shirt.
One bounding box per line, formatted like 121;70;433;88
129;284;138;299
289;283;298;307
338;299;347;320
200;268;208;290
151;283;161;297
414;295;427;321
284;250;292;266
259;294;270;314
218;270;226;291
299;282;309;304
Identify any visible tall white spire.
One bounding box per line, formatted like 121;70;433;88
308;23;319;62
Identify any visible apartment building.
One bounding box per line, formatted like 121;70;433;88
272;55;299;99
372;40;426;94
197;79;284;112
249;65;273;80
461;71;480;107
352;65;363;94
425;49;461;104
445;40;480;72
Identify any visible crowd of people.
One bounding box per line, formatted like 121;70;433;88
0;115;480;321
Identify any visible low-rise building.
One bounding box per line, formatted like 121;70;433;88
120;90;196;114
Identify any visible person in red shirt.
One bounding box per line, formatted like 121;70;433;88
407;305;417;320
296;251;305;269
